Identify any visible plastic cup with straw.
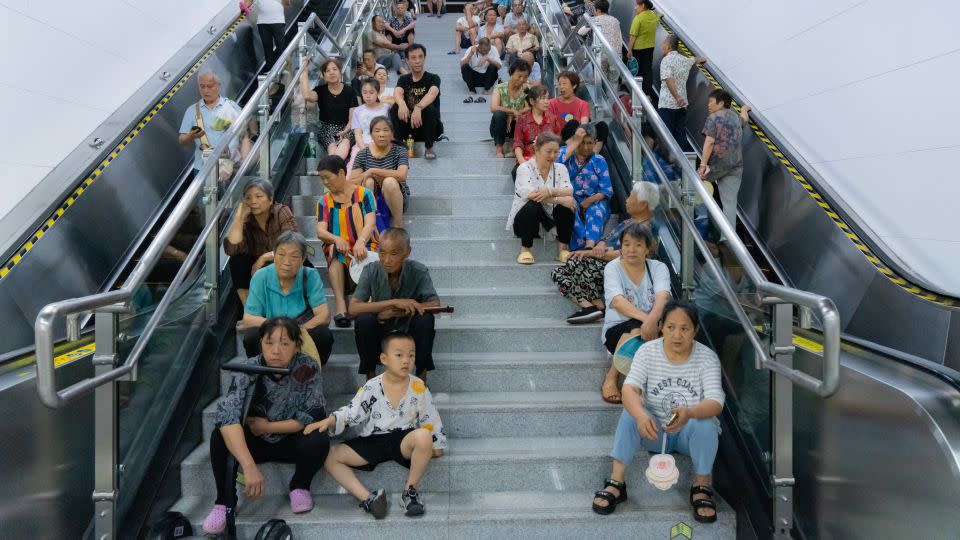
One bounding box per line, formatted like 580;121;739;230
645;430;680;491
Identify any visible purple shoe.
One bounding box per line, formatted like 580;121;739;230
202;504;226;535
290;488;314;514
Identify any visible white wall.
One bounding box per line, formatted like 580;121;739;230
656;0;960;295
0;0;234;221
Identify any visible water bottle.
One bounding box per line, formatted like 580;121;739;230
305;132;318;174
406;135;415;158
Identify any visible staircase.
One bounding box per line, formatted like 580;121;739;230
169;15;736;539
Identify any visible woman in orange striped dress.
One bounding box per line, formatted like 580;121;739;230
316;155;379;328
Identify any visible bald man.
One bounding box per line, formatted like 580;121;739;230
179;71;242;173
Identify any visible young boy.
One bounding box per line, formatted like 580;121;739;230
304;332;446;518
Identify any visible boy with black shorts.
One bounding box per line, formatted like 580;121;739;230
304;332;446;518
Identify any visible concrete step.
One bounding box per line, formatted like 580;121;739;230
295;173;510;198
306;237;565;264
323;286;572;319
297;215;515;240
293;194;512;217
311;261;558;289
171;489;735;539
405;156;515;175
203;389;619;440
179;435;689;496
325;317;601;355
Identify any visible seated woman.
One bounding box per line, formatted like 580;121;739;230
592;301;724;524
559;125;613;251
239;231;333;364
507;132;577;264
349;116;410;229
552;180;661;326
374;67;396;105
453;2;481;54
202;317;330;534
489;58;531;158
348;78;391;174
316;155;379;328
479;7;506;56
300;58;357;161
512;86;557;166
548;71;590;132
600;221;670;402
223;178;299;304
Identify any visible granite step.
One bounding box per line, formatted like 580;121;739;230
306;237;565;264
318;286;573;319
292;194;512;217
171;490;735;540
202;389;619;440
311;261;557;289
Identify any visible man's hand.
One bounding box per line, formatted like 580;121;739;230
191;128;207;140
411;107;423;128
303;416;336;435
377;307;405;321
247;417;272;437
398;104;411;122
391;298;424;316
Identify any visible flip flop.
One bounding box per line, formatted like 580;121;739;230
463;96;475;103
475;96;487;103
517;252;535;265
447;50;458;55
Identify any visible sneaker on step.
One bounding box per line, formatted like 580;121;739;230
566;306;604;324
360;488;388;519
289;488;314;514
400;486;425;517
202;504;227;535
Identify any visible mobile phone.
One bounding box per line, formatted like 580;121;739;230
190;125;202;133
666;412;679;427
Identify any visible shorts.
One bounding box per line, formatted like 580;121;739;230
459;33;473;49
344;429;414;471
604;318;643;354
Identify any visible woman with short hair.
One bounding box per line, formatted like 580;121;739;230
559;125;613;251
202;317;330;535
224;178;300;304
489;58;531;158
512;85;558;165
592;301;723;524
239;231;333;364
300;59;357;160
507;132;576;264
349;116;410;229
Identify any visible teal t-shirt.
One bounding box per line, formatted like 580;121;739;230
245;265;325;319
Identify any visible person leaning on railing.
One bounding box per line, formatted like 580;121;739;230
238;231;333;365
202;317;330;535
224;178;300;305
592;301;723;524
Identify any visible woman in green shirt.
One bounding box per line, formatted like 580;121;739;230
489;58;531;158
627;0;661;102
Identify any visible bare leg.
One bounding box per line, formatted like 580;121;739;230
381;177;405;228
327;260;348;315
593;460;627;508
591;299;605;309
331;140;351;160
400;428;434;488
495;144;505;158
324;444;372;501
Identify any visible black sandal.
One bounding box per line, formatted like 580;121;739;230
475;96;487;103
591;478;627;515
690;485;718;523
463;96;475;103
334;313;352;328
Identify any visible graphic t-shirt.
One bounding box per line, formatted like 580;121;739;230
702;108;743;180
548;97;590;130
624;338;725;426
601;257;671;341
397;72;442;111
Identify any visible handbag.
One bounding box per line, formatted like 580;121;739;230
374;192;392;233
195;103;235;179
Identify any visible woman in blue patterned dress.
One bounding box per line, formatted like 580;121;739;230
559;124;613;251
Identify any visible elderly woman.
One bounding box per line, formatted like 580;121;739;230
349;116;410;229
318;155;379;328
504;17;539;66
592;301;723;524
559;125;613;251
490;58;531;158
552;180;660;323
239;231;333;364
507;132;576;264
300;59;357;160
224;179;299;304
202;317;330;534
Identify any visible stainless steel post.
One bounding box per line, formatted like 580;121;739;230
679;162;697;299
771;302;796;538
92;311;119;540
630;76;645;185
257;74;271;178
202;149;220;322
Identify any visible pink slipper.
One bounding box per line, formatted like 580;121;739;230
289;488;314;514
202;504;226;534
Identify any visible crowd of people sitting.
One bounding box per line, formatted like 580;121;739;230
172;0;753;531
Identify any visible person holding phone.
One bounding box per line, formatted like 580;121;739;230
592;301;724;524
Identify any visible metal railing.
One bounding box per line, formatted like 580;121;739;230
529;0;840;396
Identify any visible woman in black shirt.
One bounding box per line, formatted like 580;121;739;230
300;58;358;160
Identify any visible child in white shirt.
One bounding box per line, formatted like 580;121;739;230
304;332;446;518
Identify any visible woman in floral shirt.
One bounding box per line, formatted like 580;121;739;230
489;58;531;157
559;124;614;251
202;317;329;535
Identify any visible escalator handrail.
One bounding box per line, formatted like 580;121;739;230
530;0;840;396
32;7;365;409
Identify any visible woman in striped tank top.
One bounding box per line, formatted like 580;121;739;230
316;155;379;328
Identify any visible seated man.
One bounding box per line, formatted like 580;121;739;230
460;38;502;99
519;51;541;86
387;0;416;54
390;44;442;160
453;2;481;54
304;332;447;519
351;49;386;95
349;227;441;380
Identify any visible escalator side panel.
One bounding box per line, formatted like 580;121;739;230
793;347;960;539
0;23;260;353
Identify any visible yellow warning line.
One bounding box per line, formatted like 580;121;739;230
660;21;957;309
0;15;247;283
9;342;96;379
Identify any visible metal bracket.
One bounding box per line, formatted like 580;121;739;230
92;490;117;502
772;476;796;487
91;353;117;367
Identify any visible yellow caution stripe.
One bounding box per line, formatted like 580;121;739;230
660;20;958;309
0;15;247;282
